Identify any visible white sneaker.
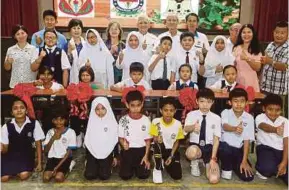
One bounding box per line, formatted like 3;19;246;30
76;133;83;148
190;159;201;176
256;171;268;180
221;170;232;180
69;160;76;172
153;168;163;184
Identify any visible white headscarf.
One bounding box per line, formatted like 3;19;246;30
121;31;150;81
79;29;114;87
205;35;235;68
84;97;118;159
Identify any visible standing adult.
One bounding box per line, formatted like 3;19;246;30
233;24;262;92
227;23;242;52
4;25;38;88
260;21;288;117
105;21;125;83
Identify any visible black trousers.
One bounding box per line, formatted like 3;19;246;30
153;143;182;180
190;143;213;164
151;79;170;90
119;147;150;180
256;145;288;185
219;142;254;181
84;149;113;180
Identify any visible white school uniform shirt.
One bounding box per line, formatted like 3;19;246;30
204;36;235;87
210;79;238;91
255;113;289;151
193;31;210;51
44;128;77;159
227;38;234;53
168;79;199;90
148;54;176;81
114;78;152;90
150;118;184;149
116;32;150;81
36;45;71;70
6;43;38;88
137;31;158;57
118;114;152;148
79;29;114;89
37;81;64;91
175;47;200;83
153;31;182;56
221;109;255;148
1;117;45;144
185;110;221;145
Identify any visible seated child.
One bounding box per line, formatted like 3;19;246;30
118;90;151;180
1;97;45;182
33;29;71;88
79;29;114;89
148;36;176;90
203;35;234;87
43;108;76;183
78;66;103;89
184;88;221;184
219;88;255;181
255;94;288;185
34;66;64;91
84;97;118;180
210;65;239;93
111;62;151;93
150;97;184;182
168;64;198;90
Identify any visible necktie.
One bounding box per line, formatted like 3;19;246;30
181;83;188;89
47;48;55;71
227;85;232;92
162;56;167;80
199;115;206;146
186;52;190;64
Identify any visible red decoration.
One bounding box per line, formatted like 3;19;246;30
121;86;145;104
78;82;93;103
66;83;78;101
179;88;198;124
13;83;37;119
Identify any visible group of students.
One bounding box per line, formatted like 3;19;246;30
1;88;288;185
1;8;288;185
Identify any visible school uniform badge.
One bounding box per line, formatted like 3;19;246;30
104;127;108;132
62;137;67;144
27;132;32;137
110;0;146;18
141;125;146;131
200;140;206;147
58;0;95;17
171;133;176;139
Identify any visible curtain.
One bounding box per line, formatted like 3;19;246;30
1;0;39;37
254;0;288;42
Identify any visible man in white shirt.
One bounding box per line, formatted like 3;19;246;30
227;23;242;52
219;88;255;181
255;94;288;185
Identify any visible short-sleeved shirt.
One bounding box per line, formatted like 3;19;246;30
221;109;255;148
255;113;288;150
43;128;77;158
175;48;200;83
118;115;152;148
148;54;176;81
153;31;182;56
5;43;38;88
150;118;184;149
168;79;199;90
261;41;289;95
137;32;158;57
38;81;64;91
1;117;45;144
31;29;67;49
114;78;151;90
185;110;221;145
193;31;210;51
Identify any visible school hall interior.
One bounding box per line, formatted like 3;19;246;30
1;0;288;189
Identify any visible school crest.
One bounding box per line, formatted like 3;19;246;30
62;137;67;144
27;132;32;138
243;122;247;127
141;125;146;131
171;133;176;140
110;0;146;18
58;0;95;17
211;124;215;129
104;127;108;132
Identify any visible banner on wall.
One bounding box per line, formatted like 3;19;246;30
160;0;199;20
110;0;146;18
57;0;95;17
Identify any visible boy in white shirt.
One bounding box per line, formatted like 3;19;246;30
184;88;221;184
150;97;184;182
175;32;204;83
118;90;152;180
255;94;288;185
148;36;176;90
111;62;151;92
43;109;77;183
219;88;255;181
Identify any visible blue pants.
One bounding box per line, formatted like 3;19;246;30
219;142;254;181
256;145;288;185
